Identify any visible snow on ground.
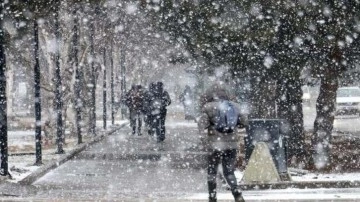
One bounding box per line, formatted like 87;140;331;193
6;120;128;183
5;117;360;191
234;170;360;183
167;120;198;128
186;188;360;200
292;172;360;182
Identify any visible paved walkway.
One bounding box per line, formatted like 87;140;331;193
28;123;214;201
1;115;360;201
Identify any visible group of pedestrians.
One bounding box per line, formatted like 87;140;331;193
126;81;246;202
124;81;171;142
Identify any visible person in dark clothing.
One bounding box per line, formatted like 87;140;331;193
179;85;195;120
125;84;144;136
149;81;171;142
143;82;156;135
198;83;247;202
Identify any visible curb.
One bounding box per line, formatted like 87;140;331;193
18;122;128;185
239;180;360;190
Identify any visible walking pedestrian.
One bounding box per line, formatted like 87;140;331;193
179;85;195;120
149;81;171;142
198;83;248;202
143;82;156;135
125;84;145;136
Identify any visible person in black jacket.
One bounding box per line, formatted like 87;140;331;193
125;84;144;136
149;81;171;142
143;82;156;135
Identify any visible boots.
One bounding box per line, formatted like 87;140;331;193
209;197;217;202
208;193;217;202
232;189;245;202
208;180;217;202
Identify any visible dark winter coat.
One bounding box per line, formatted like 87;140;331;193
125;86;144;111
143;83;171;115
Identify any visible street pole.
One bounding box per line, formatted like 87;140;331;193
0;0;9;176
54;0;64;154
34;19;42;165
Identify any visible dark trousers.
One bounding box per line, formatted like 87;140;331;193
208;149;239;199
149;109;167;142
129;109;142;135
159;109;167;141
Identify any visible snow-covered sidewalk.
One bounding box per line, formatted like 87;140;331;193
2;117;360;199
4;120;129;184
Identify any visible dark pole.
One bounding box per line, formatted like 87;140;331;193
34;19;42;165
55;0;64;154
73;4;82;144
0;0;9;176
89;12;96;136
103;48;107;129
110;43;115;125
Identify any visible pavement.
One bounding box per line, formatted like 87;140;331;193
0;111;360;201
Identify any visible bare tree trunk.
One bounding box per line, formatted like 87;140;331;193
89;12;96;135
34;19;42;165
120;48;126;119
0;0;9;176
312;70;338;170
72;3;82;144
54;0;64;154
110;43;115;125
103;48;107;129
276;76;305;164
249;76;277;119
6;65;13;116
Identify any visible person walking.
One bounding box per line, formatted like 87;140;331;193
125;84;145;136
198;83;247;202
143;82;156;136
179;85;195;120
149;81;171;142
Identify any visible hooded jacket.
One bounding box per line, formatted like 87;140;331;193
197;83;248;151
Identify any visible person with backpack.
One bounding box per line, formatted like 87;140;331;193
198;83;247;202
149;81;171;142
125;84;145;136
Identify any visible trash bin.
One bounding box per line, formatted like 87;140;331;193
245;119;288;174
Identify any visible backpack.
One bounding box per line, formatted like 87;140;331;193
212;100;239;133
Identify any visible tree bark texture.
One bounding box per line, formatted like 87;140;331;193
312;70;338;169
89;15;96;135
54;0;64;154
249;76;277;119
120;48;126;119
103;48;107;129
276;76;305;162
0;1;9;176
34;19;42;164
110;43;115;125
72;4;82;144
